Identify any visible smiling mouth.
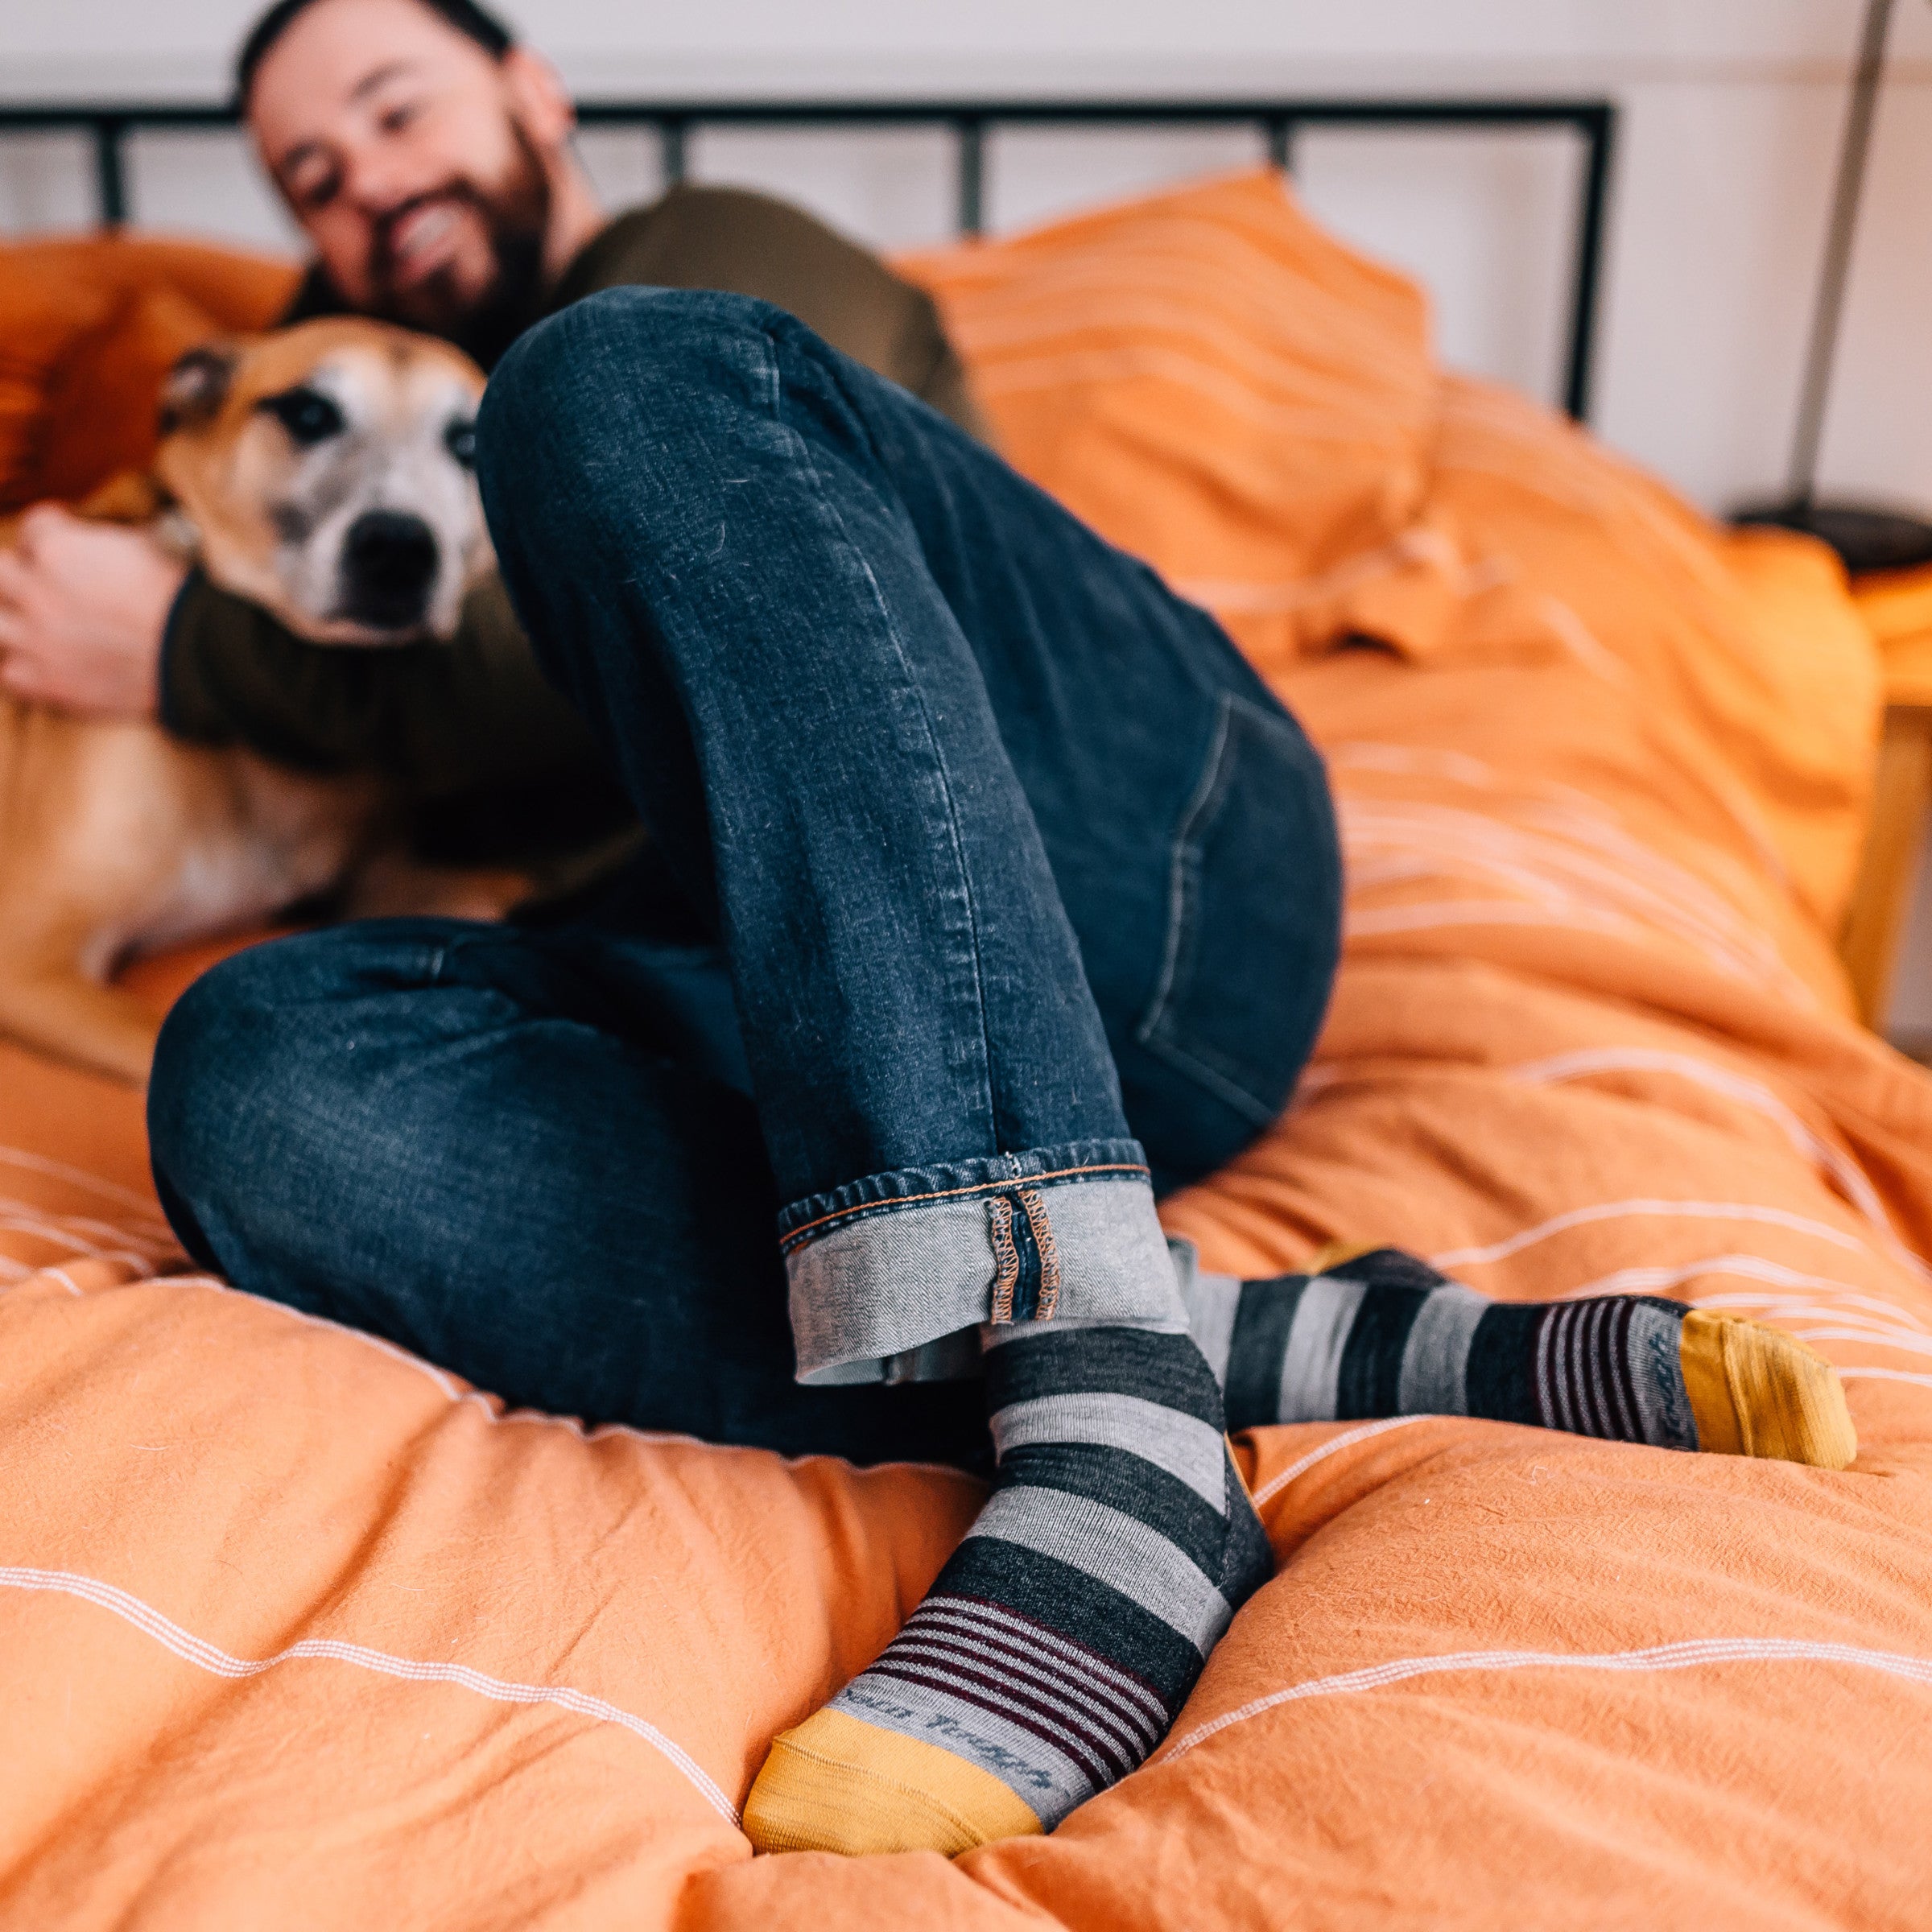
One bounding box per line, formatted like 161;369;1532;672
382;198;466;288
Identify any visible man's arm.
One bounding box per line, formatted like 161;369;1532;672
161;568;607;795
0;506;184;715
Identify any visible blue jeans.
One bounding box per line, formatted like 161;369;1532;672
149;289;1340;1467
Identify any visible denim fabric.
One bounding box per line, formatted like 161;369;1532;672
149;289;1340;1446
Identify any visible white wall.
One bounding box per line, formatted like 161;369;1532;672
10;2;1932;1023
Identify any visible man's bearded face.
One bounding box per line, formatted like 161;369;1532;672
250;0;568;365
363;122;552;364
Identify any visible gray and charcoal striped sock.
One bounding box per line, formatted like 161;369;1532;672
1186;1245;1854;1467
743;1323;1272;1856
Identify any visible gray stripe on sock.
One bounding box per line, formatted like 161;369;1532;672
1168;1236;1241;1388
1395;1283;1490;1415
964;1486;1232;1654
1626;1299;1698;1449
832;1666;1097;1826
991;1393;1230;1509
1277;1274;1370;1423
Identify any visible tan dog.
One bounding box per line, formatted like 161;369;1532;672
0;318;513;1085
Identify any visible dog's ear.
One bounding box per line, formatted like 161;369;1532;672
158;342;241;436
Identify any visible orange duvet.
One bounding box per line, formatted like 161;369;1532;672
4;174;1930;1927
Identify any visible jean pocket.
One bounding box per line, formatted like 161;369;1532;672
1133;690;1341;1128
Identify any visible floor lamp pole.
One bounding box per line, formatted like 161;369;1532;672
1789;0;1893;507
1736;0;1932;573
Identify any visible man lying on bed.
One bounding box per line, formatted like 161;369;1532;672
0;0;1852;1862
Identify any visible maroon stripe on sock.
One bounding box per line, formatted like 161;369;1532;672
1584;1300;1627;1441
883;1608;1154;1770
887;1629;1153;1762
894;1616;1154;1752
892;1623;1159;1761
913;1600;1166;1740
1571;1302;1604;1439
1603;1298;1639;1441
866;1657;1133;1785
1546;1298;1576;1437
1587;1300;1620;1439
1571;1302;1603;1438
1559;1304;1584;1434
1534;1305;1567;1433
869;1651;1123;1778
1561;1298;1591;1437
935;1593;1174;1727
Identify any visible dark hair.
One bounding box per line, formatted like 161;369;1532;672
234;0;515;109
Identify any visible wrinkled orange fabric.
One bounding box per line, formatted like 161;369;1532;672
3;176;1931;1929
0;233;299;511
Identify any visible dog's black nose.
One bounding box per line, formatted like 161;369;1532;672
342;510;439;628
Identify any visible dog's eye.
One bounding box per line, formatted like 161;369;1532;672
258;386;345;448
444;419;477;469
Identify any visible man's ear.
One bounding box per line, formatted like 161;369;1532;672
501;44;576;150
158;341;242;436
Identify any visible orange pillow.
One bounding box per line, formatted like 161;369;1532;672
0;233;299;512
901;169;1435;611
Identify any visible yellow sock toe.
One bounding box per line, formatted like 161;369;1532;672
1680;1311;1856;1469
742;1708;1044;1858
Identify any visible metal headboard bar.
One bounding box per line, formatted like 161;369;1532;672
0;95;1617;421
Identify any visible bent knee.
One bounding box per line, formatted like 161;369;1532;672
149;947;311;1195
148;927;419;1199
484;287;782;440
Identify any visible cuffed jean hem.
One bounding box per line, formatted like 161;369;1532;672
780;1139;1187;1385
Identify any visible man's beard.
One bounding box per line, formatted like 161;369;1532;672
368;122;554;369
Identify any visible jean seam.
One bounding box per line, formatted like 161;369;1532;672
760;317;1007;1164
1017;1185;1062;1319
1135;691;1236;1051
989;1195;1019;1323
1135;690;1311;1125
1137;1028;1281;1128
778;1158;1150;1250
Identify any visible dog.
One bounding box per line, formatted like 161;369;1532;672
0;316;524;1086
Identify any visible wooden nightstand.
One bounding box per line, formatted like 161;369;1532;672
1842;569;1932;1026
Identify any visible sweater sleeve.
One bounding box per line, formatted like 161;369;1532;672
160;567;607;799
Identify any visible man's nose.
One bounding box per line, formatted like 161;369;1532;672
337;138;419;218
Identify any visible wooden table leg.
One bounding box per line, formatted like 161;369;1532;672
1841;704;1932;1026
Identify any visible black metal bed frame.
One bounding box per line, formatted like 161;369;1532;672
0;95;1616;420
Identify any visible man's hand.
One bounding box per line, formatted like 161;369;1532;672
0;506;188;718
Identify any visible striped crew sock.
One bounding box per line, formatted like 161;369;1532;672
1184;1245;1855;1468
742;1323;1272;1856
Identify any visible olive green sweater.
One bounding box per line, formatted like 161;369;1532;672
160;186;984;815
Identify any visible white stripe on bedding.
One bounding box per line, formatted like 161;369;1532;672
0;1193;171;1249
1430;1200;1871;1274
0;1144;174;1223
0;1564;741;1826
1564;1261;1930;1332
1509;1048;1926;1278
1166;1635;1932;1761
1250;1416;1432;1508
